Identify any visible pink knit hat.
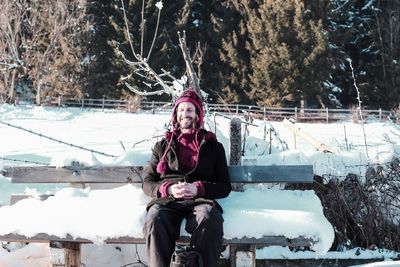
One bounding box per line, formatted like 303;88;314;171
156;89;204;175
171;89;204;130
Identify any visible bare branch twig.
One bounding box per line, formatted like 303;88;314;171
348;58;369;159
146;5;161;59
121;0;139;60
178;31;200;94
125;82;166;96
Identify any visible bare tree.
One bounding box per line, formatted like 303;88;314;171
0;0;90;105
117;0;205;101
27;0;89;105
0;0;28;103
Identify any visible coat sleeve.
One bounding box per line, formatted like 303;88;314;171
201;142;232;199
142;142;164;198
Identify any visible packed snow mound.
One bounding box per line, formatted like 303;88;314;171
0;185;333;255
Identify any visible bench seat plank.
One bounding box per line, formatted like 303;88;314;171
0;233;314;247
228;165;313;183
4;165;314;184
4;166;145;183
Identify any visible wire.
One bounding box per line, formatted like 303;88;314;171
120;244;148;267
0;156;49;165
0;120;116;158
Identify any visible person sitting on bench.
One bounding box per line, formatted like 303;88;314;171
142;89;232;267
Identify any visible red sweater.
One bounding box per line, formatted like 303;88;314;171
176;131;199;173
159;130;205;197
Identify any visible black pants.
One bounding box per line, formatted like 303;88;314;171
143;201;224;267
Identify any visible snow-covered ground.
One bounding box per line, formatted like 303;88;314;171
0;104;399;266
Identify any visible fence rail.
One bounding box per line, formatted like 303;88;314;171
13;96;398;123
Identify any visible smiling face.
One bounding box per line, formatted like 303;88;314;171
176;102;198;132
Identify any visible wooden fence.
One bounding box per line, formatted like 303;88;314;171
14;96;398;123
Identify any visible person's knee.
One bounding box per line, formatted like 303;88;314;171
197;205;223;227
144;205;168;233
144;204;182;240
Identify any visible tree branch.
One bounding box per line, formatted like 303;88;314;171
124;82;166;96
118;1;204;100
178;31;201;95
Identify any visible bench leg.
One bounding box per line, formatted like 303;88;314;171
229;244;256;267
49;241;81;267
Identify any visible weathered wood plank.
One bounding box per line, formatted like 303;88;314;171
283;118;335;153
10;194;53;205
4;165;314;184
49;241;81;267
228;165;314;183
4;166;145;183
254;259;395;267
0;233;314;247
230;243;256;267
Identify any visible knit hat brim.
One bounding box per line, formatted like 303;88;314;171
172;89;204;129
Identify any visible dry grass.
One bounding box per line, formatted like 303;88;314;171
287;159;400;252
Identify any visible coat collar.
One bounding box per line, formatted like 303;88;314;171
164;129;217;142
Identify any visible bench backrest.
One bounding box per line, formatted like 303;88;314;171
3;165;314;184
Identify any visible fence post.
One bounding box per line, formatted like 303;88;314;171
50;241;81;267
379;108;382;121
236;104;239;115
128;100;131;113
229;117;253;267
269;129;272;154
81;98;84;110
326;108;329;123
263;106;266;121
295;107;298;121
151;101;155;114
229;118;242;166
102;97;105;112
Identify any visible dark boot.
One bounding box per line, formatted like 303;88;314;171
185;204;224;267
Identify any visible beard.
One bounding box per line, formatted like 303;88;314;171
179;116;198;130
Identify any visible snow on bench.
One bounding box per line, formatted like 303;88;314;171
0;164;334;267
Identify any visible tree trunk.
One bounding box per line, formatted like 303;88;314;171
300;93;306;115
316;94;325;109
7;69;16;104
36;79;42;106
374;12;387;79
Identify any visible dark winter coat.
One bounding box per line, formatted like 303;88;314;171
142;129;231;211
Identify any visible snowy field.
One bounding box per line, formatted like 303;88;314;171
0;104;400;266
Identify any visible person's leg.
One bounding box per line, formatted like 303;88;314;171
143;204;183;267
185;204;224;267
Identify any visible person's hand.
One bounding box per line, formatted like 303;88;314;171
168;182;198;199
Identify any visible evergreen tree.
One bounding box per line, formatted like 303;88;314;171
368;0;400;109
177;0;233;103
323;0;354;108
83;1;125;99
327;0;377;108
215;1;253;104
327;0;400;109
246;0;331;108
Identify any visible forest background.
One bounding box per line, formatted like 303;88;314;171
1;0;400;110
2;0;400;256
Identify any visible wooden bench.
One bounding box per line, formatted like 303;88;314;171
0;164;316;267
